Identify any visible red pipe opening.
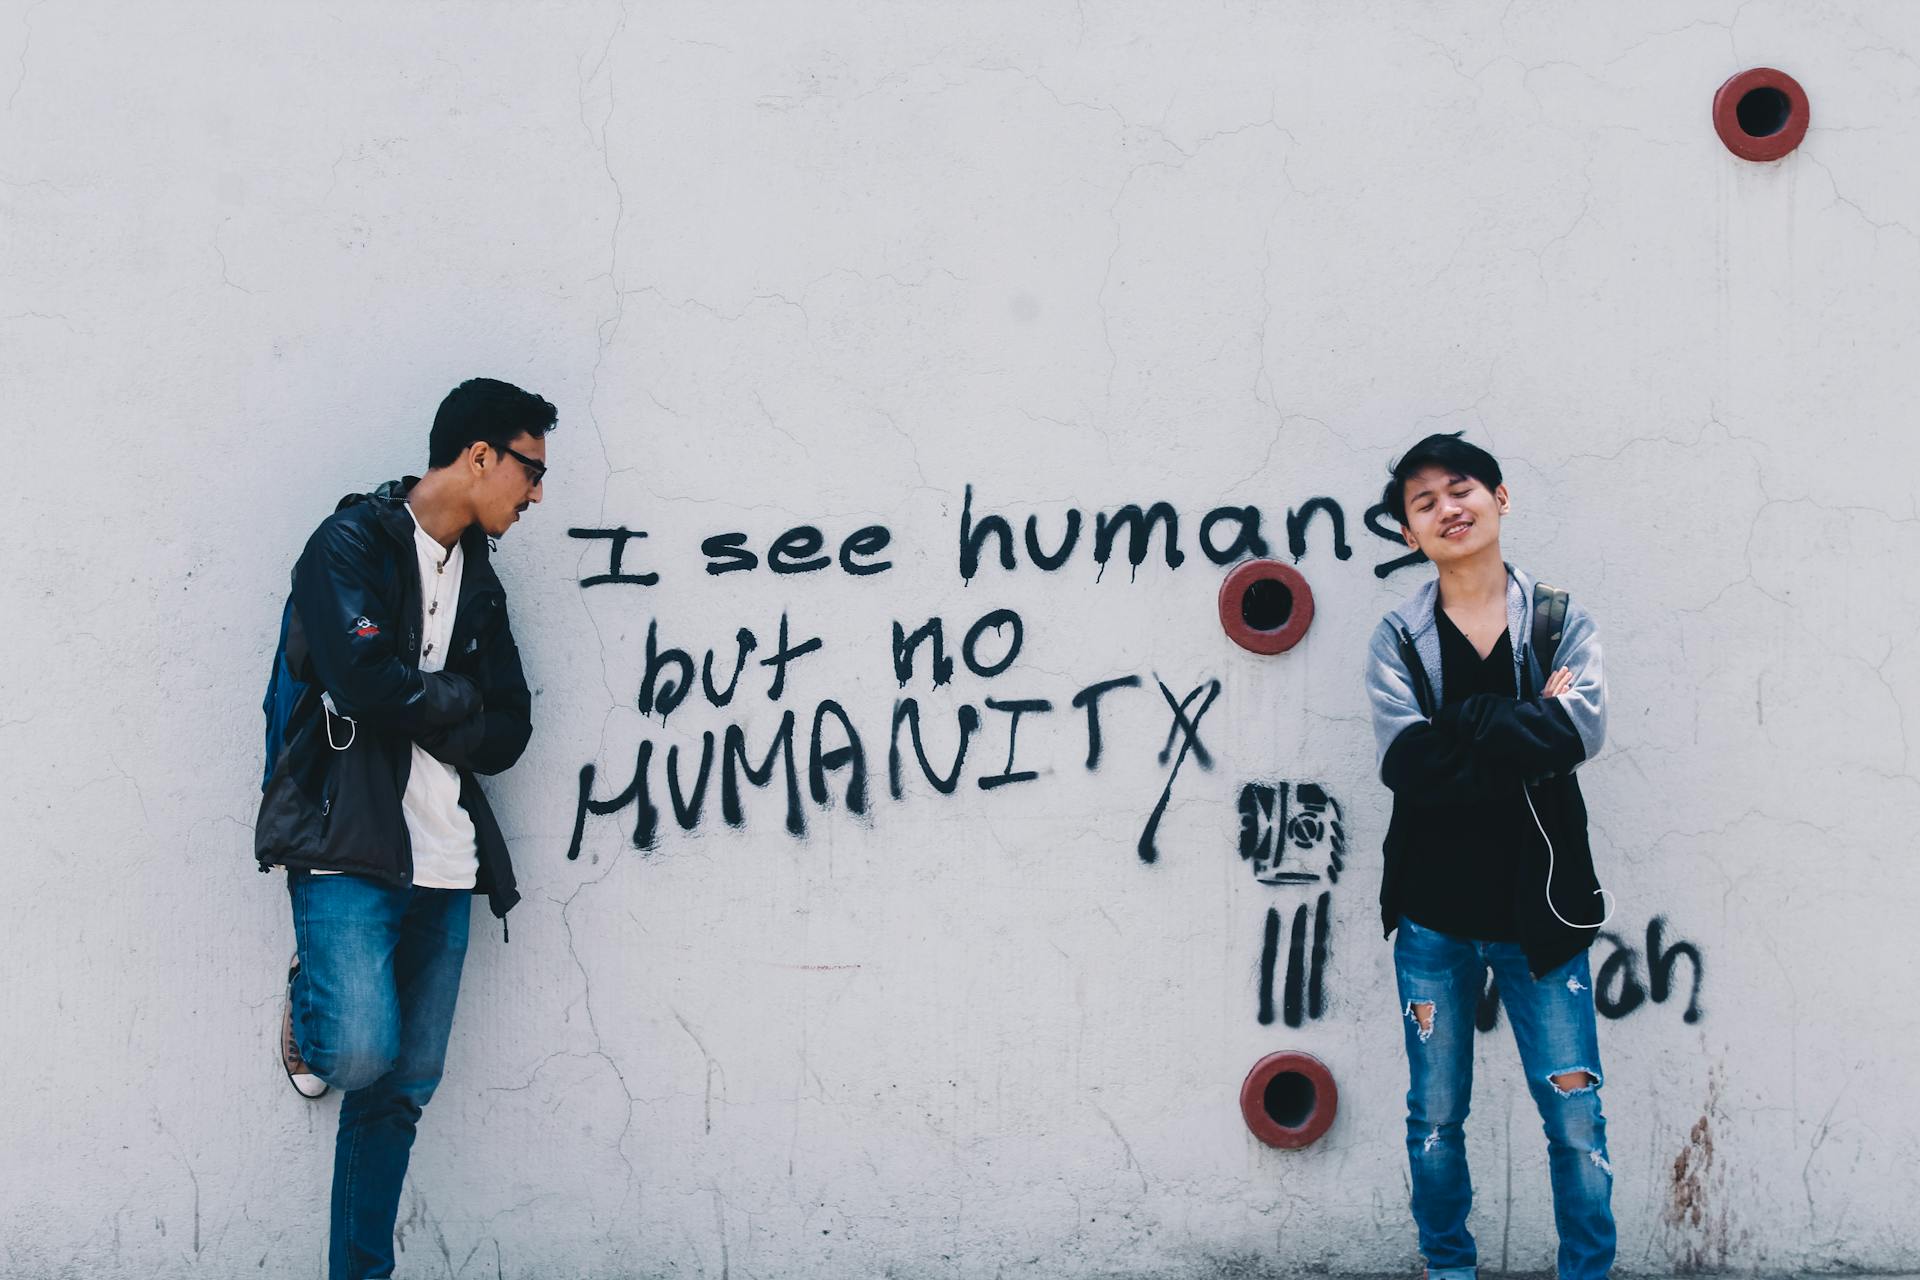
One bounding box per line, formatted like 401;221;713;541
1240;1050;1338;1149
1219;559;1315;655
1713;68;1809;162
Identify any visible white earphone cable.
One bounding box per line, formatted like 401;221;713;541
1524;777;1613;929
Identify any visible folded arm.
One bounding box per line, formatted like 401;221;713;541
1366;618;1508;802
415;631;532;776
1435;692;1585;777
1439;600;1606;776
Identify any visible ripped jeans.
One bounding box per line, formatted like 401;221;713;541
1394;916;1614;1280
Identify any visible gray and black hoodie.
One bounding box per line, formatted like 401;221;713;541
1364;564;1608;977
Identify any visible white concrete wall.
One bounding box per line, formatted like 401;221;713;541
4;2;1917;1275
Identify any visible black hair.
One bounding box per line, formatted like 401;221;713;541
427;378;558;470
1381;431;1503;526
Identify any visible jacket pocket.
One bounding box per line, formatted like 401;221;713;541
255;763;326;865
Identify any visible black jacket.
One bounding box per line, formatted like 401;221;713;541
1365;569;1609;978
255;479;529;920
1378;651;1600;977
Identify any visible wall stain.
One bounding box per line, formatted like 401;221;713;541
1663;1064;1732;1272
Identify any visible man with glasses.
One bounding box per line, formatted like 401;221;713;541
255;377;553;1279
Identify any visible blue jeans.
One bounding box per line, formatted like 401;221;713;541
1394;917;1615;1280
288;871;472;1280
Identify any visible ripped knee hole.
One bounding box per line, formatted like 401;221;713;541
1406;1001;1435;1038
1549;1069;1597;1094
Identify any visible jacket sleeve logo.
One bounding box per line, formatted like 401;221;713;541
351;616;381;638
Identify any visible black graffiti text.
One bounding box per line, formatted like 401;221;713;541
1137;677;1220;864
1473;915;1705;1029
1595;916;1704;1024
638;613;823;720
958;487;1364;583
893;608;1025;689
569;672;1186;858
566;523;894;587
1363;501;1429;581
701;524;893;577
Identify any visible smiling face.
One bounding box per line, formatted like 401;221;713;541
468;431;546;537
1399;464;1509;564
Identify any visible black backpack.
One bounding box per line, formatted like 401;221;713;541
1531;580;1570;671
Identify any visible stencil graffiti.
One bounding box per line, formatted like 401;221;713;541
1259;892;1332;1028
1237;781;1346;885
1242;780;1345;1027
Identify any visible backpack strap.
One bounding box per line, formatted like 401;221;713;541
1531;580;1570;672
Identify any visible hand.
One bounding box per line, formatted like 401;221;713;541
1542;666;1575;698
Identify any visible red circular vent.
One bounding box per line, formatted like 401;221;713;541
1219;560;1315;655
1713;68;1809;162
1240;1050;1338;1150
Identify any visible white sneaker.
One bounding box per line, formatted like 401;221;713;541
281;954;328;1099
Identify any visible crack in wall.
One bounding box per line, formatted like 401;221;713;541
1088;1102;1148;1193
671;1007;722;1136
7;0;47;111
1806;153;1920;244
556;860;646;1225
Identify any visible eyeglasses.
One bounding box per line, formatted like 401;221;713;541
501;445;547;487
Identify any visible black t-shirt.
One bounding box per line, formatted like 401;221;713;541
1398;610;1533;941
